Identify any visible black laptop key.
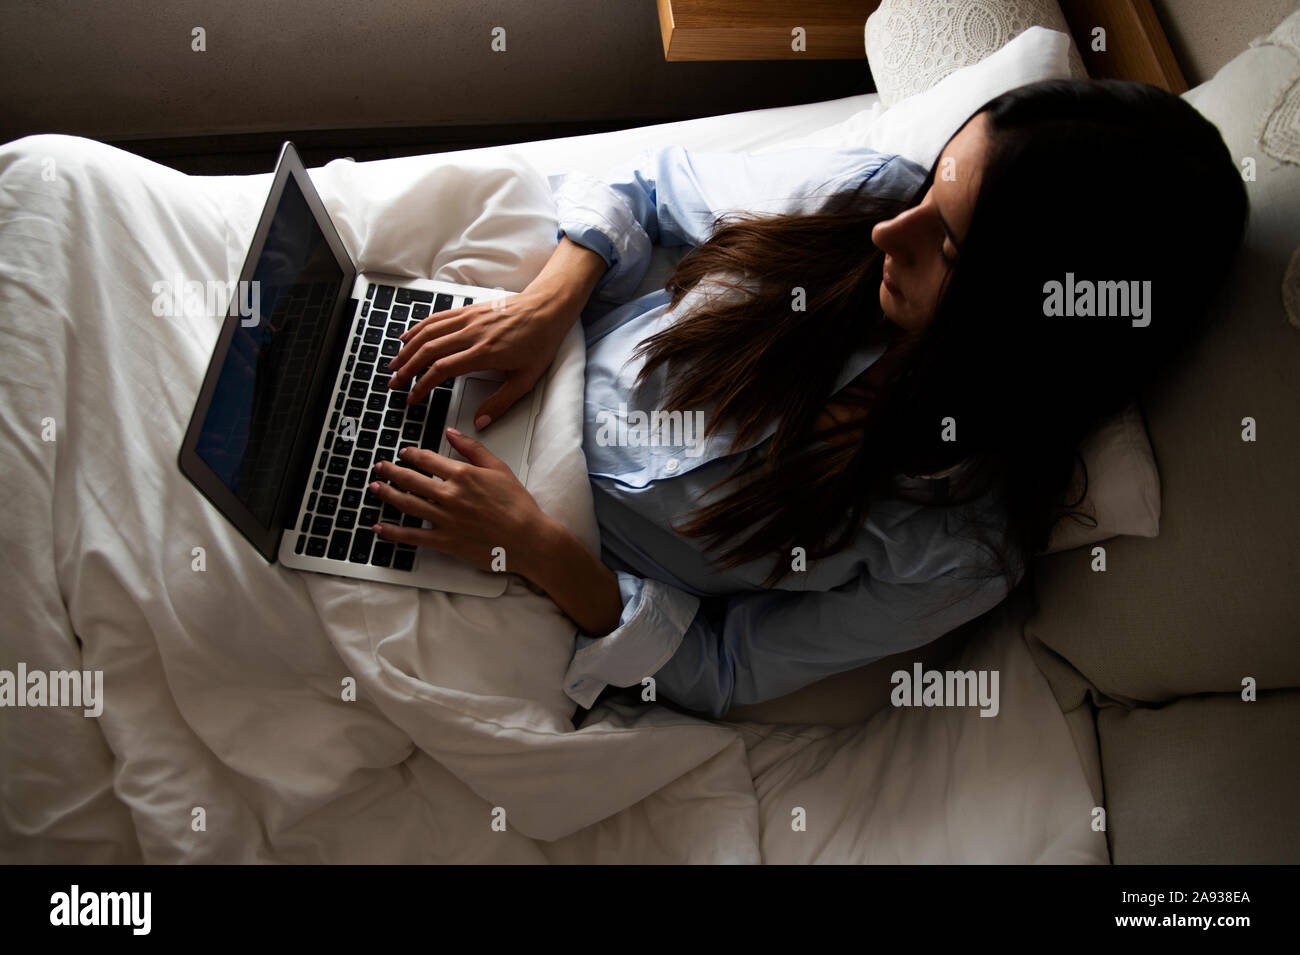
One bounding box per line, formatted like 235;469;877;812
386;321;405;339
348;379;368;399
368;311;387;328
392;304;410;322
379;428;400;448
360;344;379;364
351;449;371;470
343;489;364;510
346;468;368;489
366;285;376;300
382;503;403;522
318;495;339;517
327;455;348;476
392;548;416;572
300;511;311;532
402;421;423;442
383;408;405;429
371;541;395;568
371;373;389;393
295;534;306;555
357;430;378;450
463;297;474;305
349;529;374;563
323;475;343;496
388;390;407;409
364;327;383;345
372;448;395;467
312;471;322;491
360;506;380;527
410;304;430;320
422;388;452;448
307;537;328;558
395;288;414;305
328;530;351;561
401;511;423;528
350;335;360;353
336;509;357;530
355;362;375;381
330;411;339;430
345;356;354;373
345;399;364;418
433;293;454;312
374;285;394;308
334;393;343;411
311;515;332;537
307;492;318;511
363;411;383;430
406;401;426;422
408;290;434;304
366;393;387;411
360;301;370;317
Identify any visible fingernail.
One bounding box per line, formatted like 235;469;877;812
474;415;490;430
399;446;411;457
447;426;462;437
369;481;382;492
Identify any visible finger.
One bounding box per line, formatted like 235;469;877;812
388;332;475;390
367;476;441;522
445;426;508;471
397;305;474;344
373;459;449;502
405;348;487;406
392;444;461;481
389;313;469;371
372;521;443;548
472;375;532;431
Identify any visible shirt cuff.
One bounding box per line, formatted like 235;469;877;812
563;572;701;710
551;172;653;302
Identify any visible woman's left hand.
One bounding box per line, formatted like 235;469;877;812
368;428;550;577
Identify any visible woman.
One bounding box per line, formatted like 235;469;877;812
373;79;1248;719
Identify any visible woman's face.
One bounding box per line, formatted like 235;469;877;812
871;112;992;333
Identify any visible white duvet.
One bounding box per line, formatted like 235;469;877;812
0;131;1106;864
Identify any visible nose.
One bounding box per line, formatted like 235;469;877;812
872;206;919;263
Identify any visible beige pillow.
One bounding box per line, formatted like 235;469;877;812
865;0;1088;107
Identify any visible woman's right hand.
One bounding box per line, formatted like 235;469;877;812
386;277;584;430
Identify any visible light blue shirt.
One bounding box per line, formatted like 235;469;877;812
549;144;1024;718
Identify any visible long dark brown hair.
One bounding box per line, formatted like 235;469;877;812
629;79;1248;602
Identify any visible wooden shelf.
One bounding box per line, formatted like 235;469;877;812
657;0;881;61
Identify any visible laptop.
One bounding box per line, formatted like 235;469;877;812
179;141;543;597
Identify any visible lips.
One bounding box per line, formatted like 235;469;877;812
882;265;903;298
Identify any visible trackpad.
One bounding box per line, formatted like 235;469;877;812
452;377;530;474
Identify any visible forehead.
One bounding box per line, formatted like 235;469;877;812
931;113;991;238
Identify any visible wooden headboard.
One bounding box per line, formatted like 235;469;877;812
1059;0;1186;93
657;0;1187;94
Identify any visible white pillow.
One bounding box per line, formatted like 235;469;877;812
1041;404;1160;554
860;25;1074;168
865;0;1088;108
758;25;1073;165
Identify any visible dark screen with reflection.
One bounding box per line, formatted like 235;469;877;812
196;175;343;527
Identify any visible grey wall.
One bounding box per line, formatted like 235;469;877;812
1151;0;1296;86
0;0;869;144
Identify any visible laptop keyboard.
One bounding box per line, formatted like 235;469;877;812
292;283;473;572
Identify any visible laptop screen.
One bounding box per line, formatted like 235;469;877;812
194;174;345;527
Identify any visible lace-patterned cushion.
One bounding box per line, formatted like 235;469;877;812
865;0;1088;107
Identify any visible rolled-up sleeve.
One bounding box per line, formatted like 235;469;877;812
551;144;925;305
562;571;701;709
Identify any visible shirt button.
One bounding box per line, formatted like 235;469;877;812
664;458;679;473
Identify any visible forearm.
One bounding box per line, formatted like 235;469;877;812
519;516;624;637
525;236;609;311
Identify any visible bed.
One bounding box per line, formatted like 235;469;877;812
3;2;1252;864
